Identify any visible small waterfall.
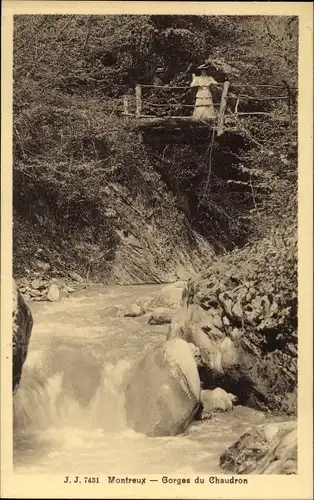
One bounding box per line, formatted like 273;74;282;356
88;360;131;432
13;368;64;431
13;347;132;434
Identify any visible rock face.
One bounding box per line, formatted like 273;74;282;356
124;338;201;437
220;421;297;474
168;224;297;414
12;280;33;394
188;343;203;367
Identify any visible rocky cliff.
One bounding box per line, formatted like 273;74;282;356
12;280;33;394
169;204;297;414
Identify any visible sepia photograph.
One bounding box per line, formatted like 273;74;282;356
1;2;313;499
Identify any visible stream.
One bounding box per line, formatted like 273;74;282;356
14;284;284;475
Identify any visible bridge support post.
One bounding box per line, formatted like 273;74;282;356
135;85;142;118
217;80;230;136
122;96;129;115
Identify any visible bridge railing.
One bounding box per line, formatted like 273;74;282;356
132;83;226;118
122;82;297;134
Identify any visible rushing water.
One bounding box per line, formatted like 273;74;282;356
14;284;283;475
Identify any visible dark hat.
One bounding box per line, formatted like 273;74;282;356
156;67;165;73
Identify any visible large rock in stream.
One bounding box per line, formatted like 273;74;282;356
220;420;297;474
201;388;237;413
148;281;186;309
168;222;297;414
125;338;201;437
13;280;33;394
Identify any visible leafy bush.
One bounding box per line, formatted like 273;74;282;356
13;14;298;281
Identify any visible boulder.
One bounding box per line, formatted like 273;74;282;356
148;307;173;325
220;420;297;474
201;388;236;413
12;280;33;394
124;303;145;317
124;338;201;437
69;271;85;283
31;278;41;290
148;281;186;309
47;284;61;302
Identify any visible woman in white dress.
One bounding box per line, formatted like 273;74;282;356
190;63;218;120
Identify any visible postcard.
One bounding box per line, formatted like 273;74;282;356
1;1;313;499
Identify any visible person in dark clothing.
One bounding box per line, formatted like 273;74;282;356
150;68;166;116
153;67;165;87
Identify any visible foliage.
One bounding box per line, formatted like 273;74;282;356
13;14;298;279
14;14;298;101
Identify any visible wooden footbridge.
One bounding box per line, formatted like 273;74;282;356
122;81;297;142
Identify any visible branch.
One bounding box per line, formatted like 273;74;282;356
198;129;216;209
51;15;76;46
262;17;295;68
249;173;260;217
15;16;50;51
81;16;92;53
263;17;282;51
